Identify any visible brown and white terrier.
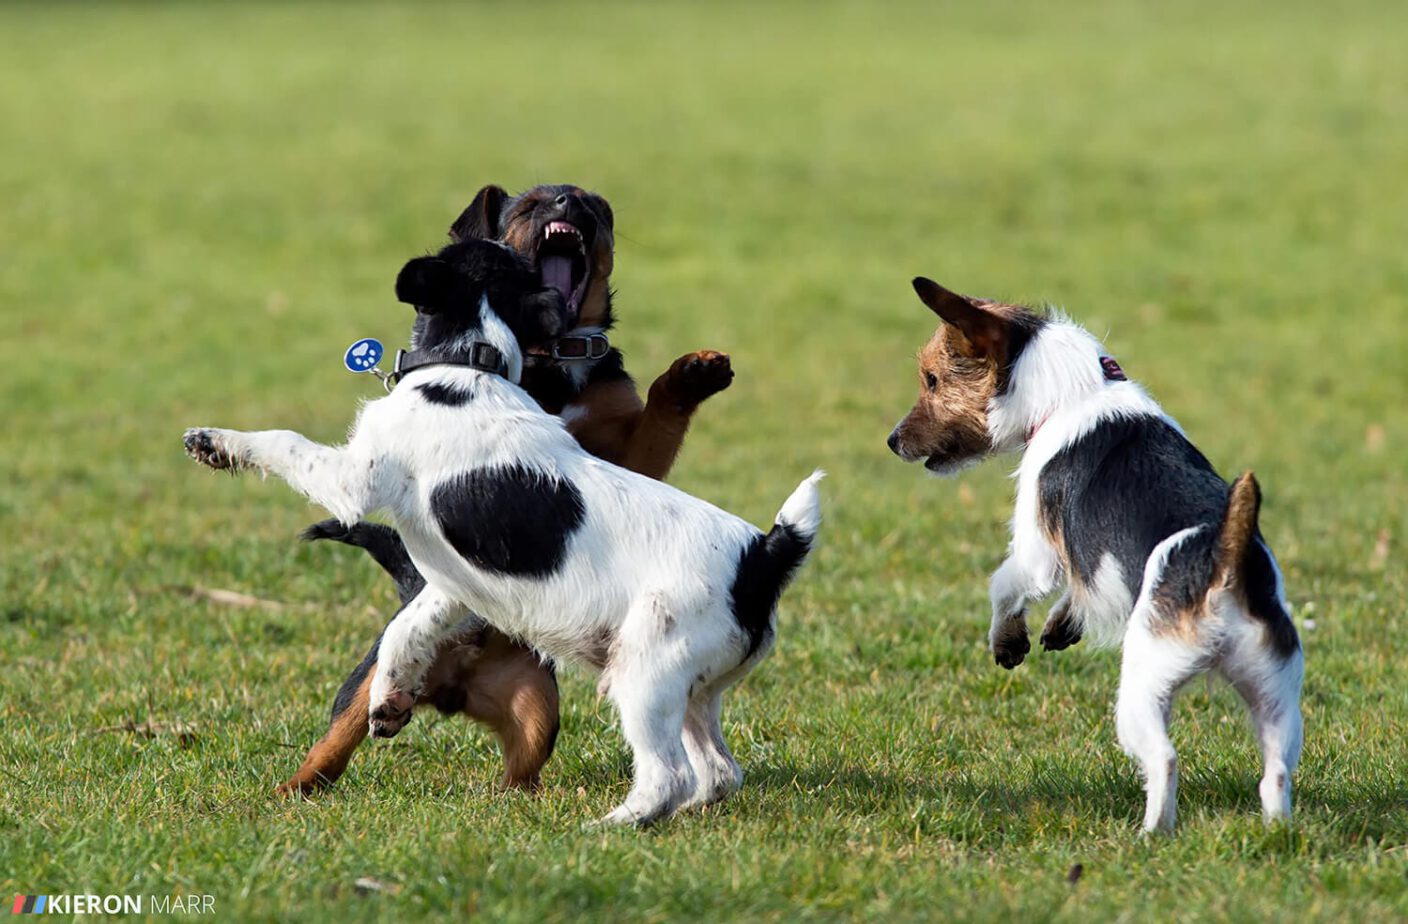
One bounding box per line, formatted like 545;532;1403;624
889;276;1303;833
279;184;735;795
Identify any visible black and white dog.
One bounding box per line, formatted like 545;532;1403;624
184;239;822;825
888;277;1303;833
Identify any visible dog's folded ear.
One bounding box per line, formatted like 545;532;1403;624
450;185;510;242
912;276;1006;356
396;257;462;313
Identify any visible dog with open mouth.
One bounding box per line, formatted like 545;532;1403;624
185;237;821;825
279;184;737;796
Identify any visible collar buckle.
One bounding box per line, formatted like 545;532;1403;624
549;333;610;361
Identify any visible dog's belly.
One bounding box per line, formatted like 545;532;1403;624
395;524;630;661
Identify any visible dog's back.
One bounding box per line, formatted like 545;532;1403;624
1028;408;1296;658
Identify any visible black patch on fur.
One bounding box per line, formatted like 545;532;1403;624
1038;414;1298;656
417;381;478;407
330;630;384;721
729;522;813;660
302;519;426;604
399;239;568;356
1039;415;1227;599
997;311;1047;395
1154;519;1299;658
431;465;585;577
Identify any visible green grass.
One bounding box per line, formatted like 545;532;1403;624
2;1;1406;920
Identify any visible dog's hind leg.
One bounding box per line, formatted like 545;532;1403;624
1220;625;1304;824
278;663;375;795
1115;607;1208;833
679;690;742;811
601;669;694;826
456;632;561;790
599;603;696;825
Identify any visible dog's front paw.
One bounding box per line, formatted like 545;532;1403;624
368;689;416;739
661;350;733;408
1039;617;1083;652
183;428;242;471
992;631;1031;670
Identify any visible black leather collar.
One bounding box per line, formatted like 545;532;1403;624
389;341;507;386
525;332;611;367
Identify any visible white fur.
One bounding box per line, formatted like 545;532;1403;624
186;304;821;826
980;315;1303;832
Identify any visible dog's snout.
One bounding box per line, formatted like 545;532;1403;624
887;428;901;455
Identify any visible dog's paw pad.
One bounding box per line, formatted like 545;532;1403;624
183;428;236;470
368;690;416;738
664;350;733;406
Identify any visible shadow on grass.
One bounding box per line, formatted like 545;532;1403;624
747;761;1408;848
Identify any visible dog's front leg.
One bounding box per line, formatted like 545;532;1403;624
988;547;1058;669
367;585;465;738
618;350;734;479
183;427;372;525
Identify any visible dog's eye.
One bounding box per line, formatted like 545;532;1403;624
925;372;938;392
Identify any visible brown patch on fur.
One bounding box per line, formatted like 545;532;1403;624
278;669;372;795
1217;472;1261;583
889;278;1046;471
455;632;560;789
889;324;1001;469
562;379;646;466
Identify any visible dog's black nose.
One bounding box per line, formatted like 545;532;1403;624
886;429;901;455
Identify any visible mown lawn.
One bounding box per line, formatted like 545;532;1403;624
1;1;1405;921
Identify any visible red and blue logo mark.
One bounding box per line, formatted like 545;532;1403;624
11;895;47;914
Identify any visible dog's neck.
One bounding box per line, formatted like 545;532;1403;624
407;295;526;384
990;317;1165;457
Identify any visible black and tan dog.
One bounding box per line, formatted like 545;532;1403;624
279;184;734;795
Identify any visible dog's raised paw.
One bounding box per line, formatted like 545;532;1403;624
183;428;238;471
368;690;416;739
992;632;1031;670
663;350;734;407
1039;619;1083;652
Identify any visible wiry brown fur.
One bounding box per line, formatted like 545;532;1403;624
280;184;732;796
889;279;1037;471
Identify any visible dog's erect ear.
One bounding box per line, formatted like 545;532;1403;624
912;276;1006;356
450;185;510;242
396;257;460;313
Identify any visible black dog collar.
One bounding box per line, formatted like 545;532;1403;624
526;332;611;367
389;341;508;386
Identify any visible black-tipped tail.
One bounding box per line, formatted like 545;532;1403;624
301;519;426;605
729;471;824;660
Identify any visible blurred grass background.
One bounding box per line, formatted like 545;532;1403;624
1;1;1405;921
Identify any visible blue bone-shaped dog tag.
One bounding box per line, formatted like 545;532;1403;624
344;338;385;373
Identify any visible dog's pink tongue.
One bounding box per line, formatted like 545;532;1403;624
541;255;574;301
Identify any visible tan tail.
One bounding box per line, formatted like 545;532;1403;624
1216;471;1262;586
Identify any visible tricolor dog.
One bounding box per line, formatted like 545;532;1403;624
184;238;821;825
888;277;1303;833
